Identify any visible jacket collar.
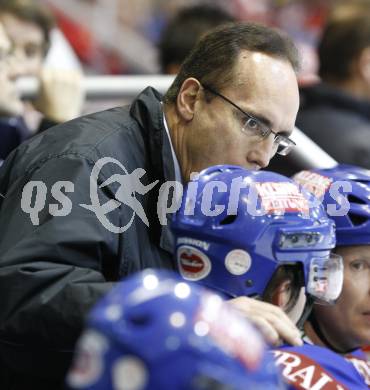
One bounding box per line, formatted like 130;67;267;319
129;87;177;254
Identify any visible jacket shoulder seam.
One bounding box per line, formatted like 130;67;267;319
25;151;96;176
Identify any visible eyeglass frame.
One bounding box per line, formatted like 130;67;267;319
201;84;296;156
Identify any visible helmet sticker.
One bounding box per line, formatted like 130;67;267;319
66;330;108;388
254;182;309;214
293;171;332;198
225;249;251;275
112;356;148;390
177;245;211;281
176;237;210;251
195;293;265;371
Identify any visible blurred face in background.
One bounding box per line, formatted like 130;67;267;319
0;12;45;77
0;22;23;116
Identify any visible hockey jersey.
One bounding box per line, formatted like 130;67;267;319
272;342;370;389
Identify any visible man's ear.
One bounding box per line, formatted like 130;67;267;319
176;78;202;121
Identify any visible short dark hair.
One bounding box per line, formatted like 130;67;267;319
158;5;235;73
319;11;370;81
163;22;300;104
0;0;55;54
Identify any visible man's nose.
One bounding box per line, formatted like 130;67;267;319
247;137;275;169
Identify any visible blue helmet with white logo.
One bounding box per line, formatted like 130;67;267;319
172;165;342;306
66;269;282;390
293;164;370;247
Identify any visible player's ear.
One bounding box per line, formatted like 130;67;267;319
263;267;290;309
271;280;292;309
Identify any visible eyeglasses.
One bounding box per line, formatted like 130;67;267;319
202;84;296;156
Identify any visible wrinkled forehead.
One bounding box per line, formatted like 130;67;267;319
231;50;298;93
227;51;299;131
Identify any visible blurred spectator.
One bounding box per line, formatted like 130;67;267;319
0;0;85;132
0;21;29;160
296;4;370;168
158;4;235;74
328;0;370;22
0;23;23;117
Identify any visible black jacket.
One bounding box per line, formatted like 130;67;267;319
0;116;30;160
0;87;176;388
296;82;370;168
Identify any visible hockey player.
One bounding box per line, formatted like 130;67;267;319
172;165;342;328
288;164;370;388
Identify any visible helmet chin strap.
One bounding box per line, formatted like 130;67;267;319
292;291;314;331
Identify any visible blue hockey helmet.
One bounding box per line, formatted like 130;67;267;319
293;164;370;247
172;165;342;305
66;269;282;390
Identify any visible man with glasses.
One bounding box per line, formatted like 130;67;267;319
0;22;300;389
162;24;299;179
202;84;296;156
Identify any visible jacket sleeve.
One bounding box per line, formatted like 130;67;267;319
0;153;120;354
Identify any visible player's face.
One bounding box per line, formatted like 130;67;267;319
313;245;370;351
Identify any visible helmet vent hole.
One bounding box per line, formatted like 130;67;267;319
127;314;151;326
348;213;368;226
219;214;237;225
347;194;367;205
